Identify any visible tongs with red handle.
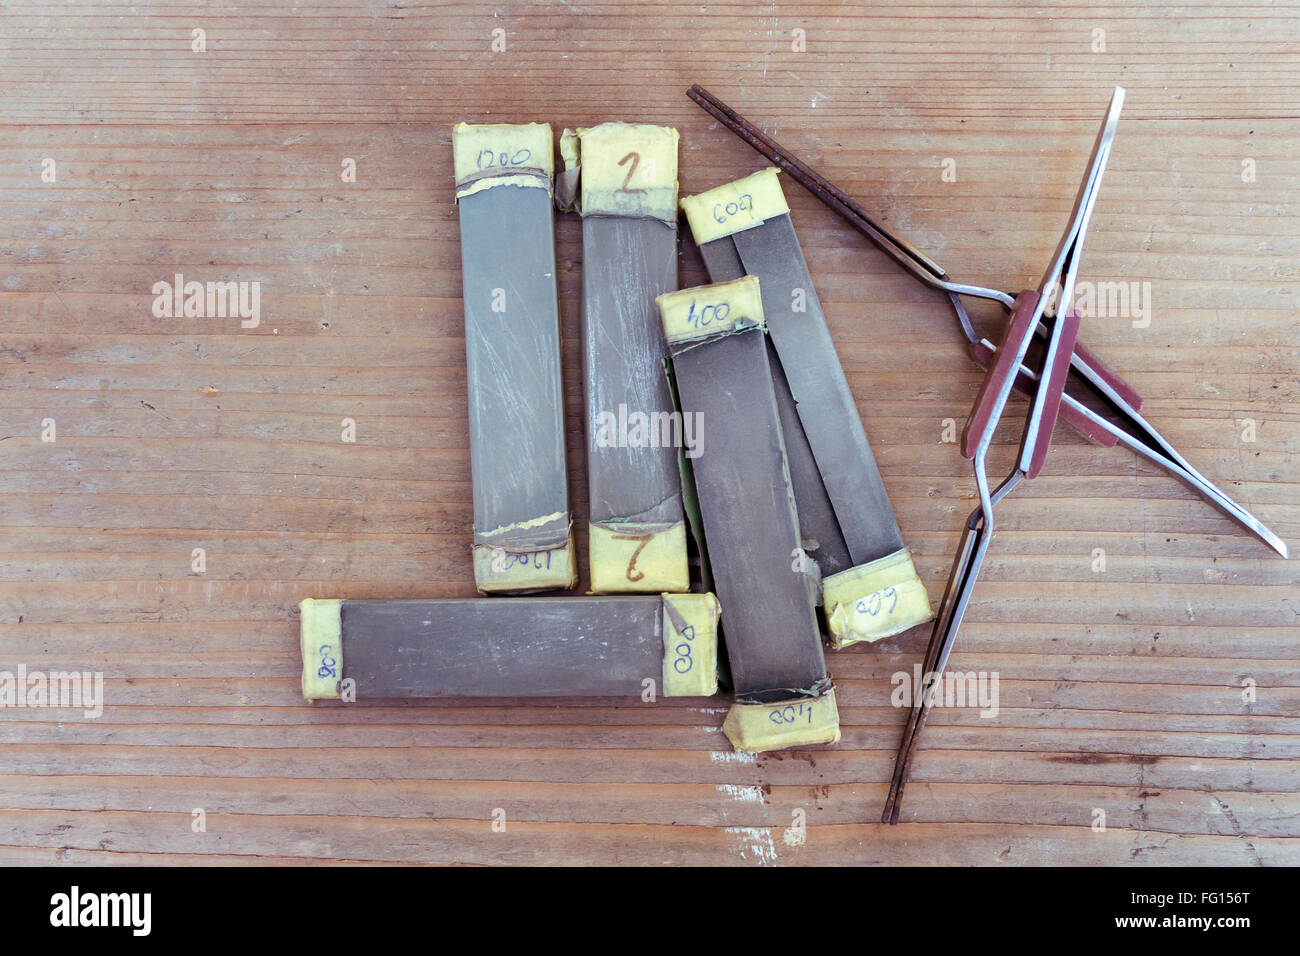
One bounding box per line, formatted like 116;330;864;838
881;297;1082;824
686;83;1287;560
880;88;1123;821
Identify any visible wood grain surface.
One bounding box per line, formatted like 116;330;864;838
0;1;1296;865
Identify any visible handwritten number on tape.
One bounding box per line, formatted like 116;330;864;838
767;702;816;726
683;299;731;331
711;193;753;225
624;534;650;583
855;586;899;619
672;624;695;674
617;151;647;195
475;147;533;170
317;644;337;680
493;549;556;573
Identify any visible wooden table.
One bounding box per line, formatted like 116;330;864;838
2;1;1295;865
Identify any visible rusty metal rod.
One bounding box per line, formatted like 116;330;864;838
686;84;1013;307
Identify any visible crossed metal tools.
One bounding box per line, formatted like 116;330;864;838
687;83;1288;823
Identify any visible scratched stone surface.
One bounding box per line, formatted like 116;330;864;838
0;2;1296;865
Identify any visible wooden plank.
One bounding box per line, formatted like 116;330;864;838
0;810;1295;866
0;0;1295;865
4;775;1299;841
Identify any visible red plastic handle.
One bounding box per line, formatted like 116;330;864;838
970;339;1120;448
961;291;1041;459
1071;338;1143;412
1024;309;1082;478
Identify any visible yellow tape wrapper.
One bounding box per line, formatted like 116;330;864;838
453;122;554;200
722;688;841;754
562;122;679;223
300;598;343;701
656;275;765;347
472;539;577;594
824;547;932;648
590;521;689;594
680;167;791;245
661;592;720;697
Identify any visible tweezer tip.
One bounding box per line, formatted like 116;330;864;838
1250;521;1288;559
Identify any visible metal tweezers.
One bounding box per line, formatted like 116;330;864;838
881;88;1118;822
686;84;1288;561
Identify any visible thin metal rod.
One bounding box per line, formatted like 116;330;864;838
882;471;1023;822
686;84;1016;309
884;462;1025;823
1033;87;1124;300
880;509;982;823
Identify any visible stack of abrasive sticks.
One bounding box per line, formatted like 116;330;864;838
297;87;1285;814
297;116;932;757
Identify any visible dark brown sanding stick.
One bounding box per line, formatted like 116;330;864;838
299;593;718;700
681;168;932;647
656;276;840;753
453;122;575;593
691;233;853;583
558;123;689;592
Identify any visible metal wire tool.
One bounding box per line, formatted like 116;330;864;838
686;84;1287;559
880;88;1120;823
687;82;1289;822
